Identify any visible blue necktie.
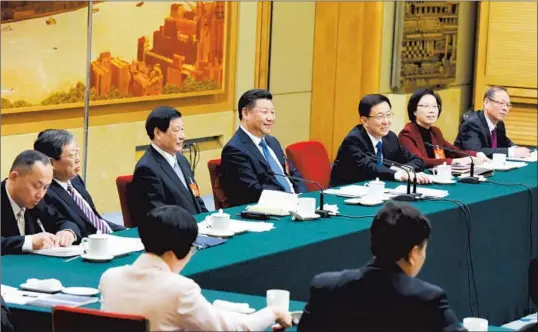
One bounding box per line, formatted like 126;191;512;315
259;140;292;193
376;141;383;170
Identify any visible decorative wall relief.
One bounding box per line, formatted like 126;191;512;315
391;1;459;92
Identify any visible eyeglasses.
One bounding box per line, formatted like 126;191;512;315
368;112;393;121
488;98;512;109
61;149;81;159
417;104;439;110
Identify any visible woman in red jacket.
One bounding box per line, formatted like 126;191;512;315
398;88;488;168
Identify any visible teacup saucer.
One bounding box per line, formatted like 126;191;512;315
81;253;114;262
432;177;456;184
358;197;384;206
206;229;235;238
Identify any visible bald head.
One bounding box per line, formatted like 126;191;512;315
8;150;53;209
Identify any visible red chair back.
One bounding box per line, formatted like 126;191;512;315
207;159;228;210
115;175;133;228
286;141;331;191
52;305;148;332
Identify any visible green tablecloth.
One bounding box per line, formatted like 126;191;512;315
2;163;537;326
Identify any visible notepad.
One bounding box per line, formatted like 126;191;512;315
194;235;227;249
29;293;99;308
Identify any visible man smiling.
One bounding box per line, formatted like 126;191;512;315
330;94;429;187
220;89;306;207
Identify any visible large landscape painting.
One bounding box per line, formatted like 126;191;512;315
1;1;227;110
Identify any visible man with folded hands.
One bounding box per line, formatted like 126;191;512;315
99;205;292;331
299;202;463;331
1;150;80;255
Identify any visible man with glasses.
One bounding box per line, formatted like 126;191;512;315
34;129;124;237
99;205;292;331
220;89;306;207
455;86;531;158
330;94;430;187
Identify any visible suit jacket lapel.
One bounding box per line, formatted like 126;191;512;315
237;129;271;171
50;181;89;223
1;181;19;236
176;155;203;212
266;137;287;170
149;147;194;202
478;111;492;146
72;176;94;209
359;126;376;154
410;123;427;155
24;210;36;235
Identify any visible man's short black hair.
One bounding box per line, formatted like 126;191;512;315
10;150;51;175
370;201;431;262
34;129;74;160
358;94;392;118
138;205;198;260
483;86;508;101
407;88;443;123
237;89;273;121
145;106;182;140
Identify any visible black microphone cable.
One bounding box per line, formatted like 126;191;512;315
421;196;479;317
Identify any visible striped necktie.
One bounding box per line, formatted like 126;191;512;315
259;139;292;193
67;184;111;234
376;141;383;170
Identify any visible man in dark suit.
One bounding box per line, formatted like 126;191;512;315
1;150;81;255
34;129;125;237
298;201;463;331
330;94;429;187
129;106;207;226
220;89;306;207
454;86;531;158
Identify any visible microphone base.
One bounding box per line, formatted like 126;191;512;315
458;176;480;184
315;209;332;218
392;193;422;202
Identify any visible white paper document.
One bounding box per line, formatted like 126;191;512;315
325;185;369;198
247;190;299;216
507;150;537;162
391;185;449;198
1;285;47;305
198;218;274;234
30;235;144;258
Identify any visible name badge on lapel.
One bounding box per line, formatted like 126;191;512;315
433;145;446;159
188;177;200;198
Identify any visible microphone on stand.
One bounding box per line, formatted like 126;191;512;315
268;171;332;218
366;152;421;201
423;142;480;184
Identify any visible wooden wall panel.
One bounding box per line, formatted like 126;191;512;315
475;2;537;146
310;2;384;159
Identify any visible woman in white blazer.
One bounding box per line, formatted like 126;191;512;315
99;205;292;331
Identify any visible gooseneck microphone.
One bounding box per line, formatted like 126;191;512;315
366;152;420;201
423;142;479;184
268;171;332;218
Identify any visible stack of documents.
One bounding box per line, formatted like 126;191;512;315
390;185;449;198
507;150;537;162
325;185;369;198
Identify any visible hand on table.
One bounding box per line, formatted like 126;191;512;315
32;232;58;250
55;230;76;247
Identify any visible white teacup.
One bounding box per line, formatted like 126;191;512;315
463;317;488;331
433;163;452;181
210;209;231;231
81;234;109;257
365;178;385;199
266;289;290;311
297;197;316;216
492;153;506;167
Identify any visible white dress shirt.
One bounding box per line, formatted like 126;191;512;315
365;131;403;181
484;113;515;157
239;126;295;193
100;253;276;331
5;182;35;252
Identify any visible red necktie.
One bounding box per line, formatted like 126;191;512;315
491;128;498;149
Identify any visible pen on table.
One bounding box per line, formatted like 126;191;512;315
22;294;38;298
63;255;80;262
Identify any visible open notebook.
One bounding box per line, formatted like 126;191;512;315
30;235;145;258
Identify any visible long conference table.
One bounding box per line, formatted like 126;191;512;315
2;163;537;328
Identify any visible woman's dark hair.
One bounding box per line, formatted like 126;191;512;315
407;88;442;122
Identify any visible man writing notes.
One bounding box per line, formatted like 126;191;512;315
100;205;292;331
454;86;532;158
129;106;207;226
330;94;430;187
35;129;124;237
1;150;80;254
220;89;306;207
298;202;463;331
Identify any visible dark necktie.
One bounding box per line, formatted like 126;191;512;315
376;141;383;170
259;139;292;193
491;128;498;149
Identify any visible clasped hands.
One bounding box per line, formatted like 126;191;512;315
398;170;432;184
32;230;76;250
